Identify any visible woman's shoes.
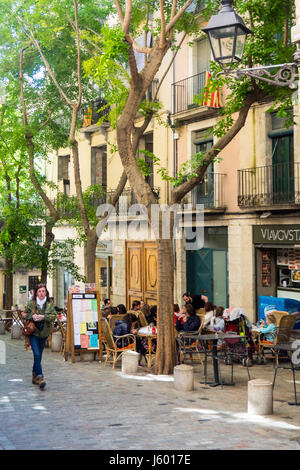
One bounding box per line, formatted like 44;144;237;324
33;375;46;390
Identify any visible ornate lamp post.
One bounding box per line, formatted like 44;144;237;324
202;0;299;89
202;0;253;70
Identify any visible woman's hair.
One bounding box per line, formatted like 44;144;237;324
204;302;215;312
33;283;50;303
123;313;138;326
141;303;151;317
215;306;224;318
185;304;196;317
174;303;180;313
150;305;157;316
117;304;127;315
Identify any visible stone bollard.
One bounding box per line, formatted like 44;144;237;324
174;364;194;391
0;322;5;335
248;379;273;415
122;351;139;374
51;331;63;352
11;324;22;339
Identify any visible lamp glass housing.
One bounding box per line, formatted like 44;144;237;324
208;24;247;65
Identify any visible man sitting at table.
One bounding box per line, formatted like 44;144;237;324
176;304;200;333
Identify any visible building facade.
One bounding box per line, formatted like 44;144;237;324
42;6;300;323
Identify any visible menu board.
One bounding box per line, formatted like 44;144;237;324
262;250;271;287
277;248;300;270
67;291;102;363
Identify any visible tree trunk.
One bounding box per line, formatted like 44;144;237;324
5;256;13;309
41;223;55;284
84;229;98;283
155;236;177;375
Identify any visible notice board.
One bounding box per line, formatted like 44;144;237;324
67;291;102;363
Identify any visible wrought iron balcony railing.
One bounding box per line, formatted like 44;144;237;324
81;97;110;128
107;187;160;215
238;162;300;207
192;173;226;209
172;71;207;114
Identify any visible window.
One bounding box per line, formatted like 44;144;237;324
28;276;41;291
192;129;214;207
91;146;107;187
268;110;294;204
58;155;70;182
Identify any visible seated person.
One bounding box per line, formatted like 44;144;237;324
174;303;181;326
203;302;216;328
140;303;155;326
113;313;138;348
132;300;141;312
176;304;200;333
209;306;225;332
259;313;277;343
116;304;127;315
148;305;157;326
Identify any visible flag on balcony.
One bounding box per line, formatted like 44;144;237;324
202;71;223;108
83;106;92;127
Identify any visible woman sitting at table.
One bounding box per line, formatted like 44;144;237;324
113;313;138;348
176;304;200;333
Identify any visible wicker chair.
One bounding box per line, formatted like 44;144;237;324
56;318;67;356
257;313;298;364
108;314;126;330
100;318;136;369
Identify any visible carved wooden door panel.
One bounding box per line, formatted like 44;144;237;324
126;241;158;308
143;242;158;306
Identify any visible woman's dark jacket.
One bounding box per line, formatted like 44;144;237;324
24;300;57;338
113;320;132;347
176;315;200;333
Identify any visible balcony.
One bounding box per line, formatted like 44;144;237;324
238;163;300;208
107;187;160;215
172;71;207;115
81;97;110;128
55;188;107;218
192;173;226;211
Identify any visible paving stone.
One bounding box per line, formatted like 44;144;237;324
1;334;300;449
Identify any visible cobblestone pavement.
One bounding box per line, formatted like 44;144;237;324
1;334;300;451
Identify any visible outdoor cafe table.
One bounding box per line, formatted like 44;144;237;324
272;341;300;406
137;332;157;368
189;332;249;387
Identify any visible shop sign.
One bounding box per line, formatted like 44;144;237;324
253;225;300;245
19;285;27;293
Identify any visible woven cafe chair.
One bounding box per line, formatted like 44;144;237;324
100;318;136;369
258;313;298;364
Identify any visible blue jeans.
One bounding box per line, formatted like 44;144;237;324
29;335;47;377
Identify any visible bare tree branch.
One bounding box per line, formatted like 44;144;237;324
166;0;194;35
115;0;124;27
159;0;166;48
17;18;75;108
123;0;132;34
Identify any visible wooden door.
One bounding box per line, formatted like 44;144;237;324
143;242;158;306
126;241;158;309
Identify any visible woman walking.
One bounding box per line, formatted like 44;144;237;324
23;283;57;389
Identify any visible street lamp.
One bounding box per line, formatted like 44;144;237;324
202;0;299;89
202;0;253;70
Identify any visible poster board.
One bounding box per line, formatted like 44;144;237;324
67;291;102;363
